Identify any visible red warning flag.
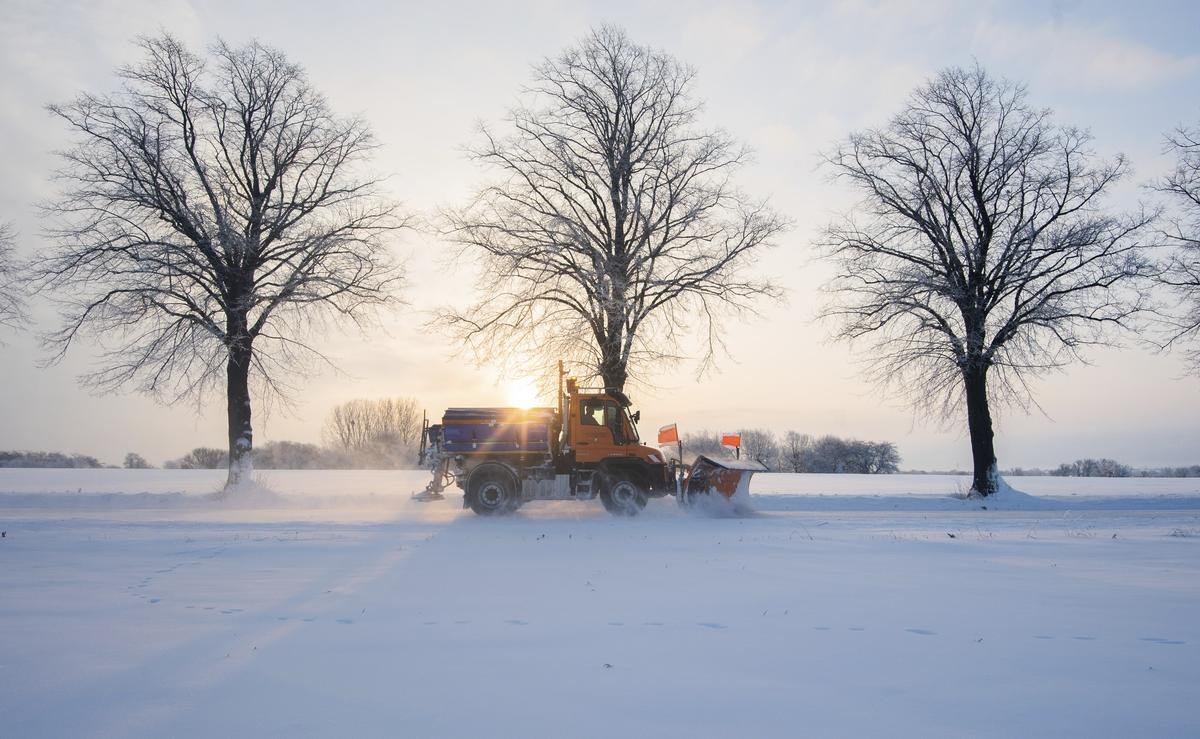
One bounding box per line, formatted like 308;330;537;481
657;423;679;445
720;433;741;449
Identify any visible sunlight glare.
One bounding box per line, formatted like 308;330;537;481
506;377;540;408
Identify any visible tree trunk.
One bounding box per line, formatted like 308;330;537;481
225;337;254;489
599;352;628;392
964;362;998;496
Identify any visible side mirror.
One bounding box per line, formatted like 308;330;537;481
632;410;641;423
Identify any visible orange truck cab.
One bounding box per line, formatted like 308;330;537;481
564;380;662;465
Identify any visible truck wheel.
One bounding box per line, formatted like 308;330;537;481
600;474;647;516
467;466;518;516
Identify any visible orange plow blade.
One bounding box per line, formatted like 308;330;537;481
679;455;764;514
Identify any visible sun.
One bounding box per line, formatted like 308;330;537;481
505;377;541;409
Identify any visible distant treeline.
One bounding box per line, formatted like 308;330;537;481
1005;459;1200;478
163;397;424;470
683;430;901;474
0;398;426;470
161;440;421;470
0;451;107;468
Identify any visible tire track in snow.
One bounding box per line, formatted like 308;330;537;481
13;518;456;739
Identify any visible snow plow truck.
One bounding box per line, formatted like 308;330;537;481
413;363;762;516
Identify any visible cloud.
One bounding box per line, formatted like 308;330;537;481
0;0;204;205
972;18;1200;90
680;0;768;61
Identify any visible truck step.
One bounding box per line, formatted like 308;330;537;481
574;471;596;497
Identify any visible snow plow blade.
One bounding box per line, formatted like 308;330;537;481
679;455;764;510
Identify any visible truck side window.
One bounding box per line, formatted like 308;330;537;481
580;400;604;426
579;400;624;443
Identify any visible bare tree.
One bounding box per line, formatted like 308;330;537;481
1153;124;1200;370
679;427;781;469
35;35;405;489
1052;458;1132;478
323;396;422;466
864;441;901;474
781;430;811;472
0;223;27;334
680;430;724;460
819;65;1156;495
737;428;781;470
444;26;784;390
778;432;899;473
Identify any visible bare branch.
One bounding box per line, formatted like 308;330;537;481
34;34;407;486
817;64;1157;494
0;223;29;337
1152;121;1200;371
441;26;784;390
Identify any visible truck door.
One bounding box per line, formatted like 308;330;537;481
574;398;624;463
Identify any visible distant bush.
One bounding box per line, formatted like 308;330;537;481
164;447;229;469
1051;459;1133;478
124;452;152;469
785;433;900;474
0;450;105;468
1001;467;1043;476
252;441;354;470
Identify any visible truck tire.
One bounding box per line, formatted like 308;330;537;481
466;465;519;516
600;473;647;516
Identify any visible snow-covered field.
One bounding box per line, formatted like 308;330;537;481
2;470;1198;737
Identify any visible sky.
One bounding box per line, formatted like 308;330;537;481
0;0;1198;470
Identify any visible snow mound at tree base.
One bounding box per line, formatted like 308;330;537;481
957;475;1053;510
206;475;287;507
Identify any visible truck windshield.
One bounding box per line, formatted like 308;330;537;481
625;410;640;443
